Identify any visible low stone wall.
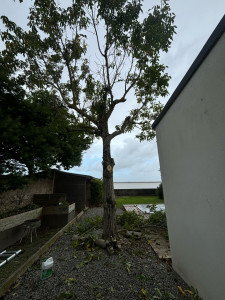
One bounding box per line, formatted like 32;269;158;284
0;203;76;251
115;189;156;197
0;208;43;251
0;208;43;232
0;178;53;215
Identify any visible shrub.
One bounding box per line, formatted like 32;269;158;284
150;211;167;228
156;183;164;200
117;211;144;230
147;205;167;229
75;216;103;235
85;216;103;228
0;174;30;193
90;179;103;206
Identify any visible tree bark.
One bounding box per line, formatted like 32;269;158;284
102;134;117;240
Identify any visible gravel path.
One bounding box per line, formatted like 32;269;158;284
81;207;124;218
3;208;192;300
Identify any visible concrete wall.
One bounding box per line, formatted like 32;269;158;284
114;182;160;197
155;33;225;299
114;189;156;196
0;178;53;215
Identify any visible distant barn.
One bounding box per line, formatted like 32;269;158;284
114;182;161;196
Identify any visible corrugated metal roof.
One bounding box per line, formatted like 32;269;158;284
114;182;161;189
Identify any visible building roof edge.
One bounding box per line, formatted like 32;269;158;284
152;15;225;130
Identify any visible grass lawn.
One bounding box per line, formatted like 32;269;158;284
116;195;164;208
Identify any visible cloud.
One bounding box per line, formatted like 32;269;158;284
1;0;225;182
69;133;161;182
70;139;103;178
112;135;161;181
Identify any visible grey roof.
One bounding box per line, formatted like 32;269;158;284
152;15;225;130
36;169;93;180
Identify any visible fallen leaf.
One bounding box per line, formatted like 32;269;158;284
178;286;185;296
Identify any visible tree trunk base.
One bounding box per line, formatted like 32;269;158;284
94;237;121;255
106;239;121;255
102;203;117;240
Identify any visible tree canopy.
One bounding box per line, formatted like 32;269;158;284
1;0;175;140
0;56;92;190
1;0;176;239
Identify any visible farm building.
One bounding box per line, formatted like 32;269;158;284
152;16;225;300
114;182;161;196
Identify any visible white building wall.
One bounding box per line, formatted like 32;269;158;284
155;33;225;299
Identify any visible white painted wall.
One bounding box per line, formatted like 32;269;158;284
114;182;161;189
155;33;225;299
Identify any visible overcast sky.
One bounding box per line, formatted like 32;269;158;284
1;0;225;182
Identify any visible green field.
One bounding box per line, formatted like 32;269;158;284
116;196;164;208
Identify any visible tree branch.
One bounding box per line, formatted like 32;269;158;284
75;124;98;134
58;39;98;125
106;66;142;120
109;94;150;141
109;116;132;140
111;49;127;87
103;23;113;103
91;7;104;57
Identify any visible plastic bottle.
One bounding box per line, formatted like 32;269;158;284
41;257;53;280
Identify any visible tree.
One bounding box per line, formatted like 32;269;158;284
1;0;176;239
0;56;92;190
156;183;164;200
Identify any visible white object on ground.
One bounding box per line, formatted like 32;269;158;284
41;257;54;280
136;204;165;214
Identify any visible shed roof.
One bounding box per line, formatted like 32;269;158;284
152;15;225;130
36;169;93;180
53;169;93;179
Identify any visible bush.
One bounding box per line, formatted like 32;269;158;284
90;179;103;206
148;211;167;228
0;174;30;193
75;216;103;235
117;211;144;230
156;183;164;200
146;205;167;229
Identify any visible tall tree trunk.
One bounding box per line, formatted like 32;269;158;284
102;135;117;240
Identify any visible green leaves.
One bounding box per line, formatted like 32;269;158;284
142;3;176;54
0;57;91;184
96;0;142;48
1;0;176;143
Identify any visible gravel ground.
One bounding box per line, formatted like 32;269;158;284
3;208;193;300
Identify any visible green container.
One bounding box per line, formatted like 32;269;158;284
41;257;53;280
